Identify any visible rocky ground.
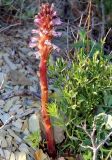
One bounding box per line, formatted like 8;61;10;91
0;23;67;160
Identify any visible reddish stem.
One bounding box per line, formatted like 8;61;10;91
39;58;56;158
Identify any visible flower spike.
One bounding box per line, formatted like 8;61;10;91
29;3;62;158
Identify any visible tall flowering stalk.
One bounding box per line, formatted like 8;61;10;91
29;3;62;158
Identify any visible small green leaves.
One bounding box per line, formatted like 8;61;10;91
26;131;41;148
47;103;59;118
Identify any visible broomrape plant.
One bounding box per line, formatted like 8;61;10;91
29;3;61;158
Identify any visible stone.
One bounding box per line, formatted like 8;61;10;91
10;104;22;113
0;100;5;106
3;54;17;70
0;72;6;87
6;135;12;146
9;152;16;160
0;130;7;137
4;150;11;159
54;126;65;144
0;59;3;66
17;109;34;118
4;97;19;112
0;113;11;124
22;119;28;131
11;127;21;133
19;143;29;154
0;136;8;148
16;108;24;117
12;119;23;129
23;129;30;136
8;70;32;86
29;113;40;133
0;148;4;158
7;129;22;143
15;151;26;160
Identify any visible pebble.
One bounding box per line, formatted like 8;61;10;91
3;54;17;70
7;129;22;143
0;130;7;137
19;143;29;154
0;72;6;85
0;113;11;124
0;59;3;66
16;108;24;116
9;152;16;160
54;126;65;144
12;119;23;129
11;127;22;133
0;148;4;158
10;104;22;113
15;151;26;160
17;109;34;118
4;149;11;159
4;97;19;112
29;113;40;133
6;135;12;146
0;136;8;148
0;100;5;106
23;128;30;136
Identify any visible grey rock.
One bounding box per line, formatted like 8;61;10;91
28;113;40;133
19;143;29;154
54;126;65;144
6;135;12;146
0;113;11;124
7;129;22;143
0;100;5;106
0;136;8;148
4;97;19;112
3;54;17;70
12;119;23;129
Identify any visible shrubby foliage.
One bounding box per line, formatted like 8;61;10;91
48;30;112;159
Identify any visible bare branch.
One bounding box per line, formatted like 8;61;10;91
97;131;112;150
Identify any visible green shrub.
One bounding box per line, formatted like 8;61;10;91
48;30;112;157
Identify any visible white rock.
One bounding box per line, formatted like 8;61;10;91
0;100;5;106
29;113;40;133
0;136;8;148
0;130;7;137
0;148;4;157
0;113;11;124
4;150;11;159
12;119;23;129
15;151;26;160
9;152;16;160
19;143;29;154
0;109;5;114
0;72;6;85
7;129;22;143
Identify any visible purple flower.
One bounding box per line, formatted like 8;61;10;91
29;42;37;48
52;18;62;25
